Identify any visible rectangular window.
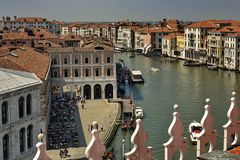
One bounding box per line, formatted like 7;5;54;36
85;58;89;64
107;57;111;63
64;58;68;64
74;58;78;64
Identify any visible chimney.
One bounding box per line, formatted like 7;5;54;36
2;16;5;21
14;16;17;20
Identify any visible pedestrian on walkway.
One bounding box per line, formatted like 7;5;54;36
88;125;91;132
81;103;84;109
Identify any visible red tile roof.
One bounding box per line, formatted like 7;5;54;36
2;31;31;40
16;17;47;22
186;20;240;29
162;33;183;39
228;146;240;156
0;47;50;80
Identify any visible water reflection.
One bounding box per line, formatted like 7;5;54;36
111;53;240;159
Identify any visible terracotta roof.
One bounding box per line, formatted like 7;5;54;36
35;40;61;48
16;17;47;22
61;34;81;41
225;32;240;37
162;33;183;39
228;146;240;156
32;29;57;39
136;27;173;34
210;26;240;33
0;47;50;80
186;20;240;29
185;20;217;29
2;31;32;40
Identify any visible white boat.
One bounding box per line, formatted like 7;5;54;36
114;46;126;52
135;106;144;118
151;67;159;72
130;70;144;83
207;65;218;70
189;121;203;145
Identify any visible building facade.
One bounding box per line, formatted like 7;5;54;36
48;43;117;99
224;33;240;70
0;68;42;160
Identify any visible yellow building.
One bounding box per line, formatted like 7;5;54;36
176;34;185;58
207;26;238;66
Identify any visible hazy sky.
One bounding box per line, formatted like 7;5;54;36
0;0;239;22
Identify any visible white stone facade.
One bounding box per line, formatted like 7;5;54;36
117;27;134;49
48;47;117;99
184;28;209;62
0;69;42;160
224;35;240;70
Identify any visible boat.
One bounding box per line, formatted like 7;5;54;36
189;121;203;145
114;46;126;52
151;67;159;72
129;70;144;84
135;107;144;118
183;60;201;67
207;65;218;70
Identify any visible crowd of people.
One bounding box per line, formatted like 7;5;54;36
47;96;80;150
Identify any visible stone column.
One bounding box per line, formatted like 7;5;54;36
113;82;117;99
91;84;94;100
91;54;93;78
102;84;105;99
25;127;28;152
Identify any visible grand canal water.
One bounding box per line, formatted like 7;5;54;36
110;52;240;160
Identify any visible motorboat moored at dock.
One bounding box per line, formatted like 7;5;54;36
189;121;203;145
135;106;144;118
183;60;201;67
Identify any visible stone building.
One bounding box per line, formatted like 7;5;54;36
0;47;51;140
47;38;117;99
0;68;42;160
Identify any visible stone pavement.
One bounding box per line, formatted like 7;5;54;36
46;99;119;160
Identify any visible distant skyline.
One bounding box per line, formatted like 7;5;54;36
0;0;240;22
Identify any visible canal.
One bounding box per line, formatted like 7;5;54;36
110;52;240;159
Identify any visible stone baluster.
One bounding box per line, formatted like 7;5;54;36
223;92;240;151
196;98;216;157
163;104;187;160
85;121;106;160
33;133;52;160
125;116;152;160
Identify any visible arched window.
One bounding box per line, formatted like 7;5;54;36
19;97;24;118
85;68;89;77
26;94;32;115
27;125;33;149
3;134;9;160
74;69;79;77
20;128;25;152
2;101;8;124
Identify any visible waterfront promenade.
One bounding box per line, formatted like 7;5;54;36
46;99;119;160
